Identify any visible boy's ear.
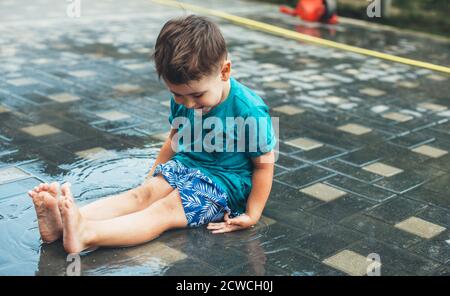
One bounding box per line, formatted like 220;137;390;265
220;60;231;81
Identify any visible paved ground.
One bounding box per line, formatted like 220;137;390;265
0;0;450;276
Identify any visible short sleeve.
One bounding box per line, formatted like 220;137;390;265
168;96;183;128
243;105;277;158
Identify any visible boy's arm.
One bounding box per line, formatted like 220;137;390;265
207;151;275;234
245;151;275;222
146;129;177;180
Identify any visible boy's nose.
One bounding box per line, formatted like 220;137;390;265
183;99;197;109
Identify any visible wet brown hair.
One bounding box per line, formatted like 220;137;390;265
153;15;227;85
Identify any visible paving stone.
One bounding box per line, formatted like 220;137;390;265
0;167;31;185
291;145;346;163
319;159;383;183
0;177;42;200
96;110;131;121
389;132;435;149
276;165;335;189
68;70;97;78
150;131;170;141
0;106;9;113
20;124;61;137
412;145;448;158
381;112;413;123
123;241;187;265
48;93;81;103
423;153;450;174
274;153;308;170
269;181;322;210
417;102;447;112
272;104;305;115
264;81;291;89
323;249;381;276
123;63;150;71
224;262;288;276
113;83;143;93
265;248;345;276
339;214;424;249
395;217;446;239
7;78;39;86
359;88;386;97
294;225;364;260
339;148;383;167
415;206;450;228
75;147;114;160
397;81;419;88
324;175;395;202
263;201;330;232
337;123;372;136
285;137;323;151
426;74;447;81
362;162;403;177
423;174;450;195
308;194;373;222
347;238;441;275
410;230;450;264
164;258;221;276
300;182;347;202
373;171;427;194
365;197;427;224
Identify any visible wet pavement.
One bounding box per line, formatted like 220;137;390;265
0;0;450;276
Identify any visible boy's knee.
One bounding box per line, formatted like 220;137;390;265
158;192;182;212
130;185;152;206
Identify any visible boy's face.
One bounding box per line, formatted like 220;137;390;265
165;60;231;113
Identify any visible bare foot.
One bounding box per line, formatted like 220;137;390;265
59;183;91;253
28;182;63;243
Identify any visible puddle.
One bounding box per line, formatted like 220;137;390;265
0;146;280;275
0;147;160;275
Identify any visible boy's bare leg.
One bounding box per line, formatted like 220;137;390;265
29;176;173;243
79;175;173;220
58;183;188;253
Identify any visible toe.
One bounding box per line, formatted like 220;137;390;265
58;197;65;211
61;183;73;200
42;183;50;191
37;183;47;192
63;199;71;210
49;182;60;196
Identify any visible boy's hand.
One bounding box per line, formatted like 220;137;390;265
207;213;256;234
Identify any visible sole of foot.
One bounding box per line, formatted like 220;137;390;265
28;182;63;243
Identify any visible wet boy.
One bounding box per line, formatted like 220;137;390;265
28;15;276;253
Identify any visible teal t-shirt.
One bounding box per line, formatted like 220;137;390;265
168;77;276;214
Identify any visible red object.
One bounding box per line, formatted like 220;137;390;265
280;0;338;24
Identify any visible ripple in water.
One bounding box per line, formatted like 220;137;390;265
60;147;158;204
0;147;158;275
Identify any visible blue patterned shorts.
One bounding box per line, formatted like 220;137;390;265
153;160;239;227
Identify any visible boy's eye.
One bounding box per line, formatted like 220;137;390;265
193;94;203;99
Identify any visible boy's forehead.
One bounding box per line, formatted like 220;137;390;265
165;76;213;94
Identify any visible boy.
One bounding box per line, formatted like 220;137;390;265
28;15;276;254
